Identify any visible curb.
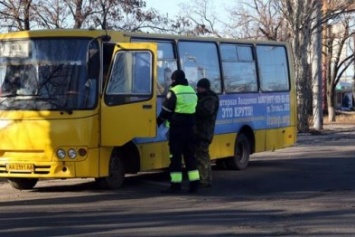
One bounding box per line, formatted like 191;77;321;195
299;124;355;136
297;128;355;144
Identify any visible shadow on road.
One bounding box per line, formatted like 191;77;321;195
0;194;354;237
1;152;355;206
1;145;355;236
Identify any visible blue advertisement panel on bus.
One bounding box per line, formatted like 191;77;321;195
135;92;290;144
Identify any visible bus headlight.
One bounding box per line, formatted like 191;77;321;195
68;149;77;159
56;149;66;159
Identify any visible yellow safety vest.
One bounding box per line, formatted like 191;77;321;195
170;85;197;114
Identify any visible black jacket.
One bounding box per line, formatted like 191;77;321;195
195;90;219;143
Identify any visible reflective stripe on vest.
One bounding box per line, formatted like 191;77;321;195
170;85;197;114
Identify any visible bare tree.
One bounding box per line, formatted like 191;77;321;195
81;0;166;32
0;0;34;31
151;15;192;35
225;0;289;41
325;14;355;121
177;0;224;37
276;0;319;132
63;0;95;29
0;0;164;31
32;0;69;29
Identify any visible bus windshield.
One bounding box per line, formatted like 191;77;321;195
0;38;98;111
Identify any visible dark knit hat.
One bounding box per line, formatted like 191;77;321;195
171;69;186;83
197;78;211;89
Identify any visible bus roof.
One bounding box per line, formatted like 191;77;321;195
123;31;288;46
0;29;288;46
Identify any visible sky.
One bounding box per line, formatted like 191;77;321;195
146;0;195;17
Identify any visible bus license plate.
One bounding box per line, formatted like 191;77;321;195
6;163;34;172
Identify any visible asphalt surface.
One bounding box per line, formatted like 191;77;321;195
1;128;355;236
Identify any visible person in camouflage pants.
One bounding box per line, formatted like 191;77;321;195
195;78;219;188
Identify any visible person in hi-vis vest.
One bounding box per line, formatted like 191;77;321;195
157;69;200;193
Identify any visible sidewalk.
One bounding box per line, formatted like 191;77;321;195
297;123;355;144
323;123;355;133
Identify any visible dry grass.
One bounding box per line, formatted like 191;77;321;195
324;111;355;124
308;111;355;126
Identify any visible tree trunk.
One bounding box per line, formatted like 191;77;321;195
295;34;312;133
327;106;336;122
73;0;84;29
327;88;336;122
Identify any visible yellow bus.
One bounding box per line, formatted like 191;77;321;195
0;29;297;190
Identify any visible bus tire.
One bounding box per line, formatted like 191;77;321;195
8;178;38;190
226;133;250;170
95;152;125;189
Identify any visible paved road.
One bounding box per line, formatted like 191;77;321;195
1;130;355;236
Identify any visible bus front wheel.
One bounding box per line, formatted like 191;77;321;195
95;153;125;189
226;133;251;170
8;178;38;190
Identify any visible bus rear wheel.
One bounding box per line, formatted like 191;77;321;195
95;153;125;189
8;178;38;190
226;133;251;170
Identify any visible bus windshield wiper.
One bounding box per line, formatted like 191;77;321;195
34;97;73;115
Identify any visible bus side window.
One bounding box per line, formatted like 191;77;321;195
178;41;221;93
159;67;172;95
131;38;178;96
256;46;290;92
220;44;258;93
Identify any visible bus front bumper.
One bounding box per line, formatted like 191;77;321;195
0;159;100;179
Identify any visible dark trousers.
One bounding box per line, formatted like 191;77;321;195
195;140;212;184
169;126;199;183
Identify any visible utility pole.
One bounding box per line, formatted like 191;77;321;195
312;0;323;130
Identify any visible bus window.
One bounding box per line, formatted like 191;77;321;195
86;40;100;108
133;53;151;94
131;39;177;95
155;42;177;95
158;66;172;95
105;51;152;105
257;45;290;92
178;41;221;93
220;44;257;93
0;38;98;110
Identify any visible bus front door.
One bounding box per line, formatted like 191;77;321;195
101;43;157;146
